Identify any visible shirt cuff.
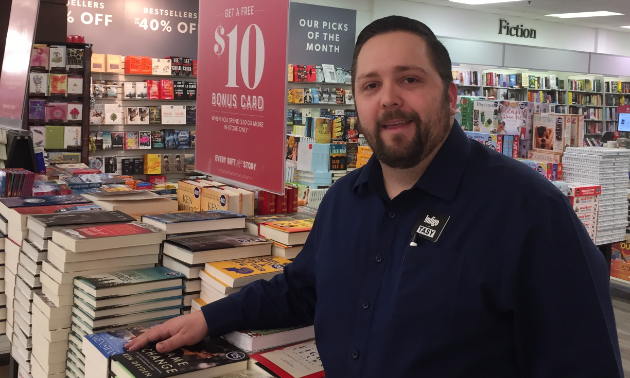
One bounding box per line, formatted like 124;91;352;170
201;295;245;338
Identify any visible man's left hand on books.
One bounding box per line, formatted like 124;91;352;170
125;310;208;353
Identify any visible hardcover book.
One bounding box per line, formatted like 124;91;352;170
174;154;185;173
185;81;197;100
0;194;91;209
174;80;185;100
159;79;174;99
139;131;152;149
164;130;178;149
104;103;123;125
29;99;46;120
29;210;134;228
144;154;161;174
162;154;172;173
125;132;139;150
89;131;103;150
110;337;248;378
149;106;162;124
186;106;196;124
177;130;191;149
135;81;148;99
151;130;165;149
123;82;135;99
184;154;195;173
29;72;48;95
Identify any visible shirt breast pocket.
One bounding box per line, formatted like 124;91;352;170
391;245;466;340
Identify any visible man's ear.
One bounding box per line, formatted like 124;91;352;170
448;82;458;116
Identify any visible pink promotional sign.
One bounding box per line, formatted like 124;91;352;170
0;0;39;126
196;0;289;194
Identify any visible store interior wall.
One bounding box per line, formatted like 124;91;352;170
0;0;13;78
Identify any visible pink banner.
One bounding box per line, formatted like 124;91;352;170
196;0;289;194
0;0;39;124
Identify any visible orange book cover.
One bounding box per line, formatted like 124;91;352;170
611;242;630;281
263;219;314;233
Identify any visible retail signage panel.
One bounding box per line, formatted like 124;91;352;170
288;2;356;69
196;0;289;194
67;0;198;58
0;0;39;125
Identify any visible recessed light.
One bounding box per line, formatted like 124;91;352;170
621;26;630;29
546;11;623;18
449;0;522;4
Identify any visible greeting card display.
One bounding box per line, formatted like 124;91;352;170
66;48;84;69
30;126;46;147
49;46;66;68
29;73;48;95
30;47;49;69
68;103;83;121
64;126;81;147
49;74;68;95
67;76;83;95
45;103;69;122
29;100;46;120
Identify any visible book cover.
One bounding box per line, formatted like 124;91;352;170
190;131;196;148
126;107;140;124
164;129;178;149
64;126;81;148
184;154;195;173
174;81;185;100
45;103;69;122
0;194;91;209
162;154;172;173
151;130;165;149
145;211;245;225
159;79;174;99
90;130;103;150
104;104;123;125
251;340;323;378
104;156;118;174
135;81;148;99
90;104;105;125
314;118;332;144
110;337;248;378
134;158;145;174
186;106;196;125
149;106;162;124
123;82;136;99
322;64;336;83
29;99;46;120
30;210;134;227
177;130;191;149
49;74;67;95
29;72;48;95
185;81;197;100
207;256;290;279
30;46;49;69
103;132;113;150
174;154;185;173
125;132;139;150
139;131;152;149
68;103;83;122
75;266;183;290
165;233;267;252
57;222;163;240
84;323;162;359
144;154;161;174
45;126;65;149
30;126;46;148
263;219;314;233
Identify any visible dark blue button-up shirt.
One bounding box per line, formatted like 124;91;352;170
203;122;622;377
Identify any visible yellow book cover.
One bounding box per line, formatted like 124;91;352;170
287;89;293;104
207;256;291;280
144;154;161;174
263;219;314;233
177;180;209;211
358;146;373;154
200;187;229;211
105;54;123;73
92;53;105;73
619;82;622;93
332;116;343;140
314;118;332;143
568;92;572;105
288;64;293;82
293;89;304;104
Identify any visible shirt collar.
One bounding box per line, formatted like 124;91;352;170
353;120;471;202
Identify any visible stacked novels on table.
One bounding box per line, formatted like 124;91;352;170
564;147;630;245
72;266;184;378
81;189;178;215
245;213;314;260
148;210;259;313
32;220;164;378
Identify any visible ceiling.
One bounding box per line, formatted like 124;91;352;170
407;0;630;33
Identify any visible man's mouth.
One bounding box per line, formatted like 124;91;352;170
382;119;412;130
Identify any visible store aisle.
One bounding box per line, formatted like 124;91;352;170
611;285;630;375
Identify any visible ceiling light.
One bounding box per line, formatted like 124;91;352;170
449;0;522;4
621;26;630;29
546;11;623;18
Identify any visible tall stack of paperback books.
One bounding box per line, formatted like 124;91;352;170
72;266;184;378
32;221;164;378
141;210;253;314
245;213;314;260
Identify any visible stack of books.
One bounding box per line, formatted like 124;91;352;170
72;266;184;378
246;214;314;260
0;228;7;355
199;256;290;306
248;340;324;378
81;190;178;215
32;221;164;377
161;231;271;313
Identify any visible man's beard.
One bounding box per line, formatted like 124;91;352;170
361;98;451;169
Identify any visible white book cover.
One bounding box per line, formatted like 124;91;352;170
126;107;140;124
49;46;66;68
29;72;48;95
68;103;83;122
29;126;46;148
138;106;150;124
162;105;186;124
64;126;81;148
123;82;135;99
90;104;105;125
135;82;148;99
322;64;337;83
345;90;354;105
104;103;123;125
67;77;83;95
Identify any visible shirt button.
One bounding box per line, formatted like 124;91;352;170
352;351;359;359
389;211;396;219
363;302;370;309
375;255;382;263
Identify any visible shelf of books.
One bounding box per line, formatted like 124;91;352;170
27;42;93;165
88;55;198;181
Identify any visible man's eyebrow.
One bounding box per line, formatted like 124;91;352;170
356;65;428;81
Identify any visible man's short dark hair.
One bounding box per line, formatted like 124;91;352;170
351;16;453;94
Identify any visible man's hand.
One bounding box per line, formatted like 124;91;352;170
125;310;208;353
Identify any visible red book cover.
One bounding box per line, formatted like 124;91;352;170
125;56;141;74
275;193;288;214
290;187;298;213
146;80;160;100
512;135;519;158
159;80;174;100
62;222;160;239
257;191;276;215
496;135;503;154
149;175;166;186
14;203;95;215
192;60;198;77
140;56;152;74
306;66;316;82
250;340;323;378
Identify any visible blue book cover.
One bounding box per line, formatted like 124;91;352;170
312;88;319;103
84;322;164;359
176;130;190;149
502;135;514;157
72;313;179;333
75;266;184;290
164;129;177;149
143;210;245;224
509;74;516;88
0;194;91;209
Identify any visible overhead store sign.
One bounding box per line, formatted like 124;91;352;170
498;19;537;39
195;0;289;194
67;0;198;58
288;3;356;69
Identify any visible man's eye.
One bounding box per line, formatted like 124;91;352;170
404;77;418;84
364;83;378;90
